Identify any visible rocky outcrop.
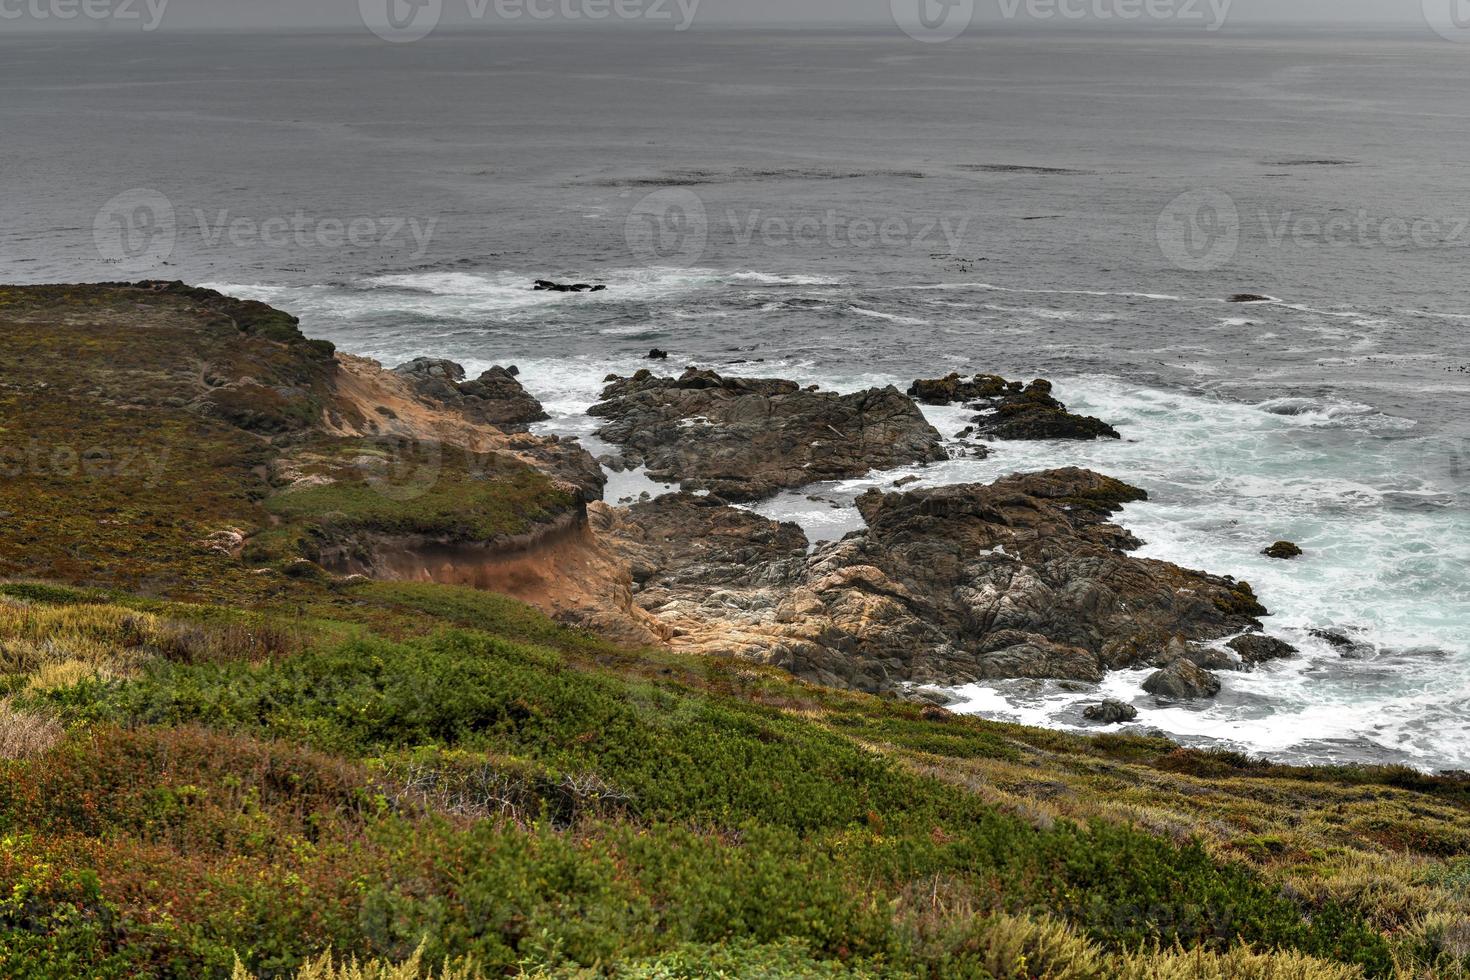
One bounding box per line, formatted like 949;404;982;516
330;355;604;501
603;467;1269;694
1262;541;1304;560
392;358;549;432
588;368;946;501
908;374;1120;441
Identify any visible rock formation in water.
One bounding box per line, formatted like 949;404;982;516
534;279;606;293
1084;700;1139;724
908;373;1120;441
1143;659;1223;700
589;368;947;501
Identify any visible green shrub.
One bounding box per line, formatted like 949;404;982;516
35;629;1396;975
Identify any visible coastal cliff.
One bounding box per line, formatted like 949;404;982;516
0;283;1466;978
0;280;659;645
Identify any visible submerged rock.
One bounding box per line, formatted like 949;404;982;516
1143;660;1222;700
909;373;1120;441
1084;700;1139;724
1262;540;1304;560
1227;293;1273;303
589;368;946;501
647;348;670;360
1309;628;1374;658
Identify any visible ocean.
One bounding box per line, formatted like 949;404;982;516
2;26;1467;769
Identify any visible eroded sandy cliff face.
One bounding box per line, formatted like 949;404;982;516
302;353;662;645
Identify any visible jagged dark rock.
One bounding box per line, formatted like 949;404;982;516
1182;646;1239;671
1228;634;1298;666
393;358;550;432
588;368;946;501
1143;660;1222;700
909;373;1016;405
647;348;670;360
969;379;1121;441
1084;700;1139;724
604;468;1270;694
534;279;607;293
909;373;1120;441
1228;293;1273;303
1309;628;1373;658
1263;541;1304;560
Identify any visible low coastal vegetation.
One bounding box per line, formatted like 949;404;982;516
1;284;1468;977
2;582;1469;977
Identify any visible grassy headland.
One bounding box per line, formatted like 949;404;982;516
0;284;1466;978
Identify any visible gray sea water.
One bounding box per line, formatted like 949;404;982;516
2;28;1467;768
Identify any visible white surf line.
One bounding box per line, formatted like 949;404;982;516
893;281;1422;326
895;281;1195;302
1406;308;1470;321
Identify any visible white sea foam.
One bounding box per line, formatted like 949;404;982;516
723;272;846;287
901;282;1192;303
202;268;723;325
195;274;1470;768
746;378;1470;768
848;305;930;326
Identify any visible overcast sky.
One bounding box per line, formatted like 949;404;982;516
0;0;1444;32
